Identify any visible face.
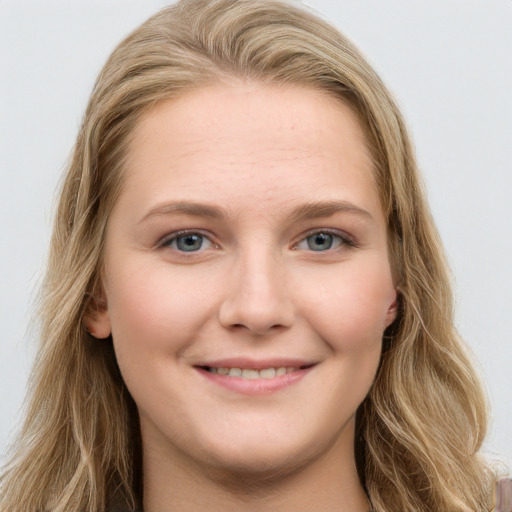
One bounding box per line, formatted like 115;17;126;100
88;83;397;477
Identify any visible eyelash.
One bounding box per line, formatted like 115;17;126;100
293;229;356;252
157;230;215;252
157;229;356;253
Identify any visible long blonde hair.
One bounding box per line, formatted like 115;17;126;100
0;1;495;510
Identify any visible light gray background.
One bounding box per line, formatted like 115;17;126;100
1;0;511;467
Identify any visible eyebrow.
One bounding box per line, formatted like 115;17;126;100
288;200;373;223
139;201;223;224
139;199;373;224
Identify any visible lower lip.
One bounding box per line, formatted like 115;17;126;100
196;367;313;395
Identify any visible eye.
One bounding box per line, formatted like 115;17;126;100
161;232;213;252
295;231;348;252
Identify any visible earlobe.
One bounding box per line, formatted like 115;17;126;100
385;291;399;327
83;292;112;339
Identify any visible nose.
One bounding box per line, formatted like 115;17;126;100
218;248;295;336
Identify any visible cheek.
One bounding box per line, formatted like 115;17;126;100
295;260;395;351
310;263;393;413
103;260;223;416
105;260;220;358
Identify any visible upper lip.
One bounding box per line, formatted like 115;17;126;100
195;357;318;370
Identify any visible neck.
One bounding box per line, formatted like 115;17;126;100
142;420;370;512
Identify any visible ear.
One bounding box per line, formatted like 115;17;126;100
384;290;399;328
83;288;111;339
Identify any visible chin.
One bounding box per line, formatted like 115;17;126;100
196;426;340;485
203;448;315;489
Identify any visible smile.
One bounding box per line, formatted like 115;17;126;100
196;362;316;395
204;366;300;379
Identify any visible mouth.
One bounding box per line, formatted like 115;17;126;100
199;364;314;379
194;361;316;395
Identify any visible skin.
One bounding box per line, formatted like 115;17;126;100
87;82;397;512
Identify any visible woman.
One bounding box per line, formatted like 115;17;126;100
0;1;496;511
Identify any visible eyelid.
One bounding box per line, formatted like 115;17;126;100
156;229;217;250
155;227;356;251
292;228;356;250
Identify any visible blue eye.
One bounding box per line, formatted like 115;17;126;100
296;231;346;251
307;233;334;251
164;233;213;252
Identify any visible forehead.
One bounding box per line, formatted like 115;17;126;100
119;83;381;221
127;82;372;161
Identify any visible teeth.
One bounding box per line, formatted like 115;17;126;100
207;366;296;379
259;368;276;379
241;369;259;379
